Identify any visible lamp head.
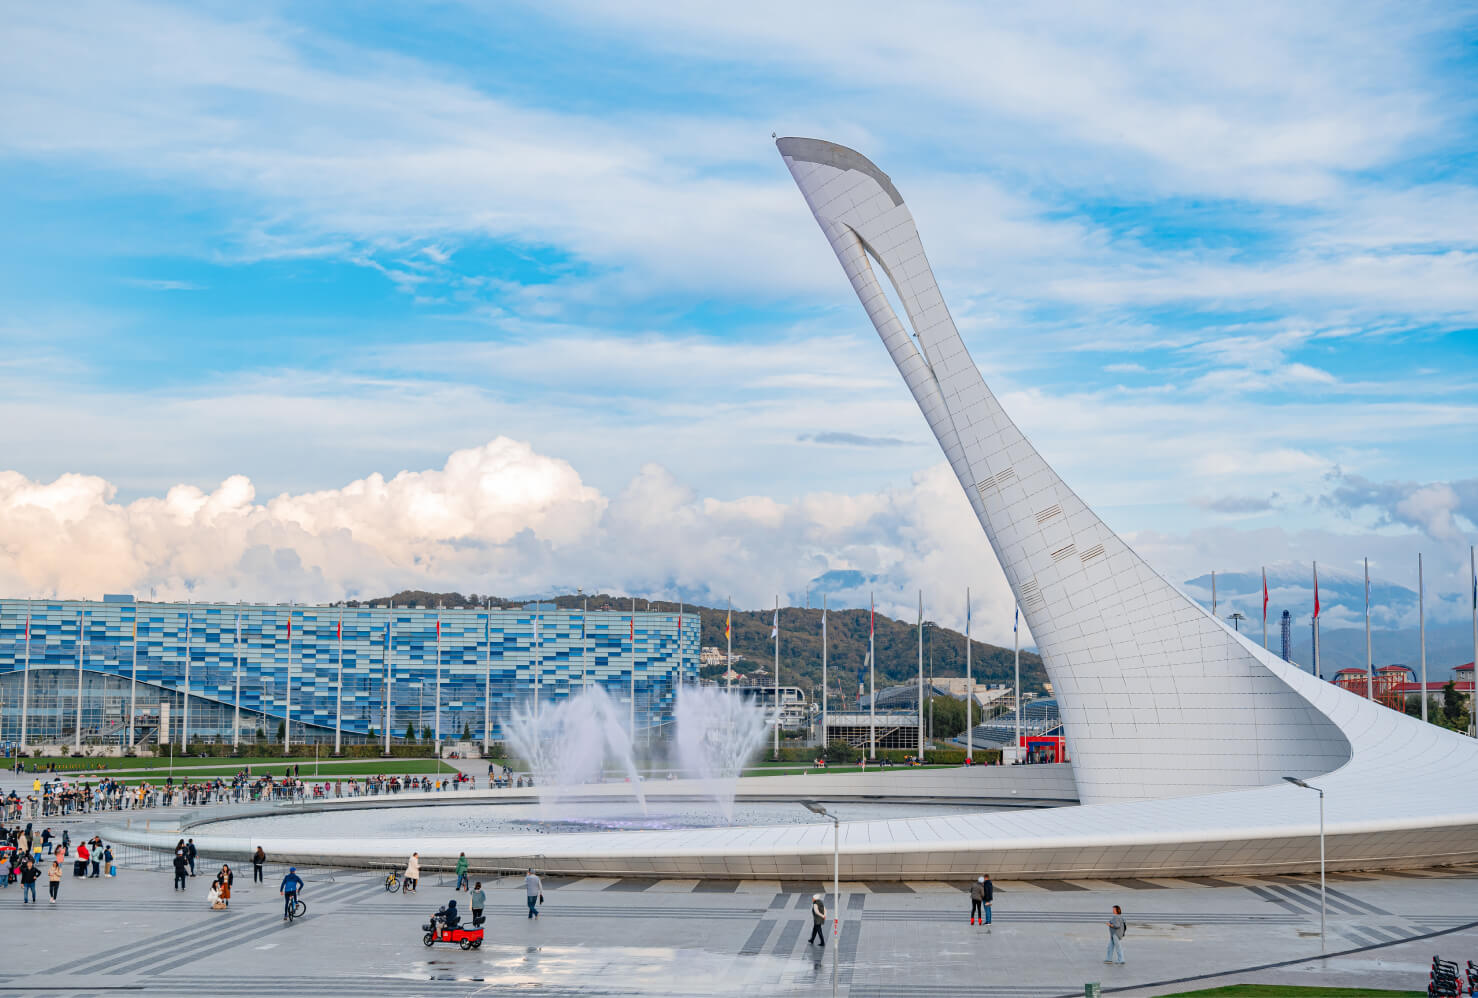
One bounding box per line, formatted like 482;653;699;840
800;799;829;816
1282;776;1310;789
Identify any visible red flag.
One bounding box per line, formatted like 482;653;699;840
870;597;874;635
1262;567;1268;624
1313;564;1320;619
630;615;634;642
286;616;292;638
435;618;441;638
337;619;342;640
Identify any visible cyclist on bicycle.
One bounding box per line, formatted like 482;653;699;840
280;866;304;920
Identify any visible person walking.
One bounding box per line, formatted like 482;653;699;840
980;873;993;931
186;839;198;877
172;849;189;891
1105;905;1126;965
808;893;827;946
969;876;985;925
470;882;486;926
47;857;61;904
19;858;38;904
455;852;469;892
524;868;542;919
404;852;420;894
252;845;266;884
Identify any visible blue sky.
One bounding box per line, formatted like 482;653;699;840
2;1;1477;647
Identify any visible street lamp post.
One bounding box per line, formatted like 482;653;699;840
1283;776;1325;947
801;800;840;947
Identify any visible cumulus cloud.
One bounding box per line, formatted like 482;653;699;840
1324;472;1478;542
0;438;1024;644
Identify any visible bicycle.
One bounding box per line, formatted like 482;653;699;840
384;871;401;893
286;895;307;922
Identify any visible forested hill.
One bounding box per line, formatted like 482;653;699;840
357;591;1047;698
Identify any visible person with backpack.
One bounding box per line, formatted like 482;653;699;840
469;882;486;926
1105;905;1126;965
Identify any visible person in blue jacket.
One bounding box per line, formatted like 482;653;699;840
280;867;304;920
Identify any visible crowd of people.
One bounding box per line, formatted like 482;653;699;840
3;824;116;905
3;767;482;821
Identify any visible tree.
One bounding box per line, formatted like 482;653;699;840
1441;681;1466;729
405;722;417;743
461;721;473;741
822;739;861;764
275;720;286;742
421;725;432;741
926;696;969;739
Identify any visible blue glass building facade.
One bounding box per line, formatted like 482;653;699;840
0;598;698;748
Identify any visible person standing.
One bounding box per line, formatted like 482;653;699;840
524;868;542;919
186;839;198;877
404;852;420;894
252;845;266;884
19;858;38;904
47;857;61;904
218;864;233;906
102;844;114;878
470;882;486;926
172;849;189;891
455;852;469;892
981;874;993;931
1105;905;1126;965
969;876;985;925
808;893;827;946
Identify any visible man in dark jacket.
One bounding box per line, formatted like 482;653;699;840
172;850;189;891
280;867;304;920
808;894;827;946
185;839;197;877
19;859;38;904
981;873;993;931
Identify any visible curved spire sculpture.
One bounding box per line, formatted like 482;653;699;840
778;137;1350;804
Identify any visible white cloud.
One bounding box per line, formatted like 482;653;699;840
0;439;1024;644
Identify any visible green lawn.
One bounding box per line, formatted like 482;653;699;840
1157;986;1424;997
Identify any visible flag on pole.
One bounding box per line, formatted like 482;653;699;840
337;618;342;640
870;597;875;636
770;608;779;640
1313;564;1320;619
287;615;292;638
629;614;634;642
725;609;731;641
1262;567;1268;626
1014;605;1018;635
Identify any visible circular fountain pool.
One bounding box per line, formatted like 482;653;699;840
204;799;996;839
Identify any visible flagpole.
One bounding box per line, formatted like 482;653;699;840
129;612;140;749
493;597;499;754
1365;558;1373;701
965;588;972;764
20;602;31;752
383;618;392;755
869;593;876;761
628;598;635;741
726;597;732;691
581;596;588;692
1470;544;1476;736
1419;552;1427;723
773;595;780;760
1212;569;1217;618
1013;605;1021;760
180;608;188;751
1262;567;1268;650
74;609;85;750
1312;563;1320;679
917;590;924;759
435;608;443;750
233;614;241;750
335;610;344;755
284;610;294;751
821;595;828;753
